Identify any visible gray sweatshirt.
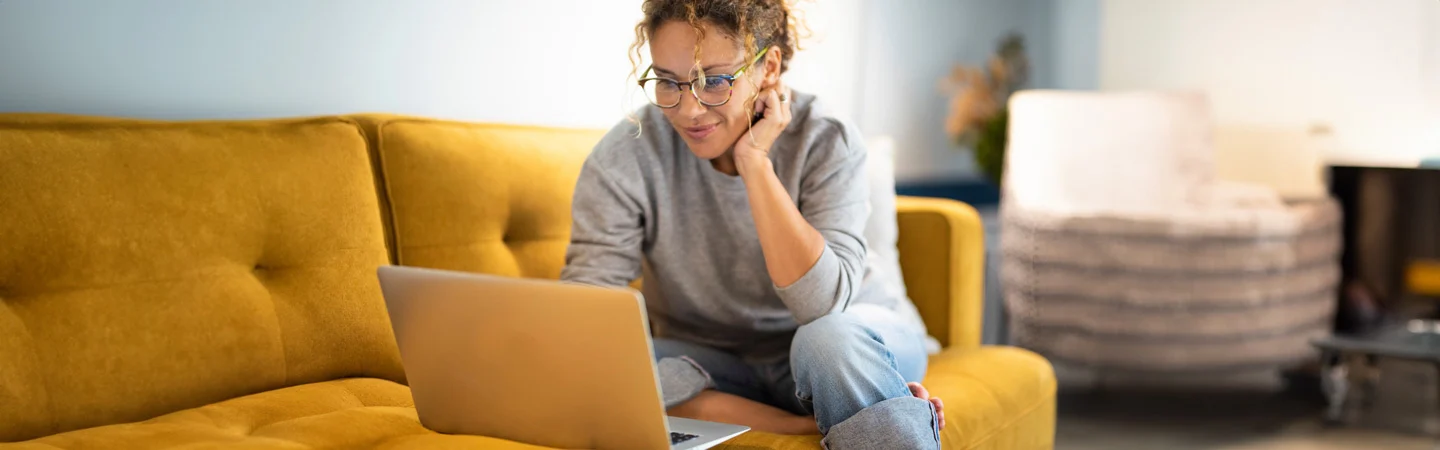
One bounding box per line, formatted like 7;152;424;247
560;91;925;363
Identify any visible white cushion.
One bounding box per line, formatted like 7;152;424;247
1004;90;1215;216
863;135;940;354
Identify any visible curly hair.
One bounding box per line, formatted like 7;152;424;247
625;0;808;134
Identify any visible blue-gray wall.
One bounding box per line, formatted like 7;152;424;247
1051;0;1101;90
0;0;1099;161
0;0;645;127
859;0;1100;182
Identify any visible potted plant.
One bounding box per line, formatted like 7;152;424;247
941;33;1029;185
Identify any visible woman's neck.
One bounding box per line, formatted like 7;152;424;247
710;151;740;177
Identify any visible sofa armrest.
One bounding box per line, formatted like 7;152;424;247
895;196;985;350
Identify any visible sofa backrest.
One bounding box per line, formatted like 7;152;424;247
0;111;935;442
0;115;406;441
360;115;606;277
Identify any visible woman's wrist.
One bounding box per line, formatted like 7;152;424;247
736;154;774;180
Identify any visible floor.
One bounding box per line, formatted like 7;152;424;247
1052;360;1439;450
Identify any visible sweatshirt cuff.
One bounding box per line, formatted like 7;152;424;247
773;245;843;323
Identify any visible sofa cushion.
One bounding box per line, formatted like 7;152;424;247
4;378;551;450
924;346;1055;450
715;346;1055;450
367;117;604;277
0;115;405;441
6;349;1054;450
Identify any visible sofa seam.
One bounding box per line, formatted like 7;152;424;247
265;283;289;389
345;117;401;267
244;382;372;439
372;120;405;265
382;117;601;135
400;235;570;250
336;381;368;408
6;264;332;298
0;115;351;130
1;300;60;440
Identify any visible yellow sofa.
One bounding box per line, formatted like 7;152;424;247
0;113;1055;449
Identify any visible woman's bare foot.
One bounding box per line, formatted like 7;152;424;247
668;390;820;435
668;386;944;435
907;382;946;430
785;415;821;435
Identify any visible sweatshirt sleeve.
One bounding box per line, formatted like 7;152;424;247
772;124;870;324
559;150;646;288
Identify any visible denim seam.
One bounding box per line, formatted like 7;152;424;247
792;371;815;418
873;325;916;427
871;326;904;376
930;398;941;444
674;355;716;389
789;354;812;403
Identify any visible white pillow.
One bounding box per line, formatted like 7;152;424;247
864;135;941;354
864;135;901;276
1005;90;1215;216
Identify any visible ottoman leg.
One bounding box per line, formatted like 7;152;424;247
1321;350;1349;424
1359;354;1380;413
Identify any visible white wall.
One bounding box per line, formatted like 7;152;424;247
1100;0;1440;196
783;0;865;125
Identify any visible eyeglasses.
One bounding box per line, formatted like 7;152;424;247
637;49;768;108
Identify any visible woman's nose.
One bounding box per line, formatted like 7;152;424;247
676;88;708;117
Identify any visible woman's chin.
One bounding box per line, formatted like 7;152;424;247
685;142;730;160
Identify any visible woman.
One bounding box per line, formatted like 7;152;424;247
560;1;945;447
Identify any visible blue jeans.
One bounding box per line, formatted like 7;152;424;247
653;304;940;449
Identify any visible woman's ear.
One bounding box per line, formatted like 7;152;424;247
762;46;783;86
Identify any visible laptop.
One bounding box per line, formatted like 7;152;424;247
377;265;750;450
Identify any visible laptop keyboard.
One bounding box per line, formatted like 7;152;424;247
670;432;700;445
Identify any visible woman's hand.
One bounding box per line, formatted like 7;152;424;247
733;83;793;179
